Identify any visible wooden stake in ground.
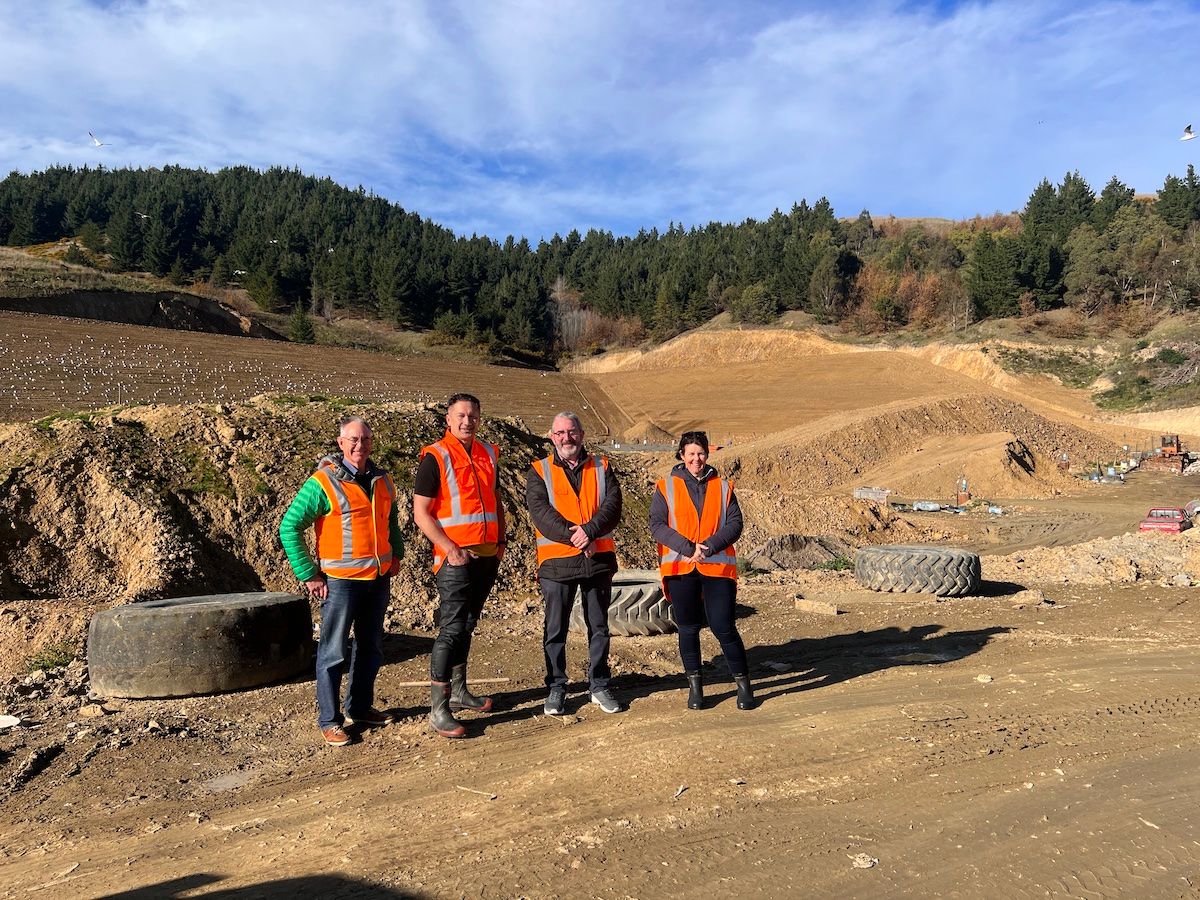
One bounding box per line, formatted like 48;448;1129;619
456;786;497;800
390;677;511;688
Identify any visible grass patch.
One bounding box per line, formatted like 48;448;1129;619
814;555;854;571
181;447;233;497
25;641;76;672
1094;375;1153;410
236;454;274;496
33;410;98;432
994;347;1104;388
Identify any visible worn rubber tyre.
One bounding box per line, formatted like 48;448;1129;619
569;569;676;636
854;545;981;597
88;592;314;699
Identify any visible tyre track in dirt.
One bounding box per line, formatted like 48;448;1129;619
5;604;1198;899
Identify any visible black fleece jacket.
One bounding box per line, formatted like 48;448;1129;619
525;449;622;582
648;463;743;558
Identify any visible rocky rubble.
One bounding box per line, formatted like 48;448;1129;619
987;530;1200;585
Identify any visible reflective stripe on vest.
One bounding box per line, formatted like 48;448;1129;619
421;434;500;572
533;454;615;567
657;474;737;580
312;465;394;580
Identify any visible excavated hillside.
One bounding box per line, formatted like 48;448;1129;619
0;396;961;675
0;399;660;666
720;394;1123;505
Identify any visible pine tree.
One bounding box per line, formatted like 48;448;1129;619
105;208;142;271
289;301;316;343
210;254;231;287
1156;165;1200;230
966;233;1020;317
63;242;89;266
1093;176;1135;230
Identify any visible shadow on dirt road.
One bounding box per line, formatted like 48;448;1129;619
97;873;423;898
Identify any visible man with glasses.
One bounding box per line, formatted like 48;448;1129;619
526;411;623;715
280;415;403;747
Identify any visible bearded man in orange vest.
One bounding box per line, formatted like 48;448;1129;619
280;415;404;748
526;411;623;716
413;393;507;738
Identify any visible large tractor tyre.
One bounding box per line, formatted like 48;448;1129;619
569;569;676;637
854;545;981;597
88;592;314;699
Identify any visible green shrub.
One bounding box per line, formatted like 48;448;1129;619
815;555;854;571
63;242;90;266
1155;347;1187;365
26;641;76;672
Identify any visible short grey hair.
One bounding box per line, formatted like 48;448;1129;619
551;411;583;433
338;415;372;437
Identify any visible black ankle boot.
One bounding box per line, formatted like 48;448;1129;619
450;664;493;712
429;681;466;738
685;671;704;710
733;674;757;710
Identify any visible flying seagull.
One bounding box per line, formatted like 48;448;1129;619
88;131;107;147
135;212;150;219
1182;125;1196;141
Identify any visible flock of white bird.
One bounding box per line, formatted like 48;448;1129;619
0;325;428;415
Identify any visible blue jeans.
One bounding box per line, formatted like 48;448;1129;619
316;575;389;728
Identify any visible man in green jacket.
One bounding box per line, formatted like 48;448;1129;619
280;415;404;747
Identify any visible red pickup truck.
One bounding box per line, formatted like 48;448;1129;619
1138;507;1192;533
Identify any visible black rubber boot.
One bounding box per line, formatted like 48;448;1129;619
685;671;705;710
429;681;466;738
450;664;494;713
733;674;757;710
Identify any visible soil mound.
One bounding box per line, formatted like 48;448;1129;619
987;531;1200;585
746;534;853;571
0;397;659;675
0;291;282;339
735;493;963;550
721;395;1122;502
620;419;675;445
568;329;851;374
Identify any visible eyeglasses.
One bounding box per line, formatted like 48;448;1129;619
551;429;582;439
341;436;371;444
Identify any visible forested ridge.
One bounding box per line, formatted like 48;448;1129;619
3;164;1200;359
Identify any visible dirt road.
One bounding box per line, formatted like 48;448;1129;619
3;569;1199;899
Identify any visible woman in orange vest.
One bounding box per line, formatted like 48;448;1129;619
649;430;755;711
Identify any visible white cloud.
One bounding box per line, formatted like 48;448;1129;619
1;0;1198;238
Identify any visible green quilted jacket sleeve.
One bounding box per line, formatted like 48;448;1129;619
279;477;331;581
388;497;405;563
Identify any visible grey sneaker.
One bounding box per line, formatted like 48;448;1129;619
589;688;621;714
544;686;567;716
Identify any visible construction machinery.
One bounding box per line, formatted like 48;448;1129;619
1160;434;1183;456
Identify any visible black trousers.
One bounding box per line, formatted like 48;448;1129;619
666;570;748;676
430;555;500;681
541;573;612;690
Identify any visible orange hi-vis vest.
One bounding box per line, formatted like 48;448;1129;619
420;432;501;572
656;474;738;581
311;460;396;580
532;454;616;568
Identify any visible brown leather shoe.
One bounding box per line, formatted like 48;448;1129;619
321;725;351;747
345;707;392;727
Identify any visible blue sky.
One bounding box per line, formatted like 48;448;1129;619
2;0;1198;241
